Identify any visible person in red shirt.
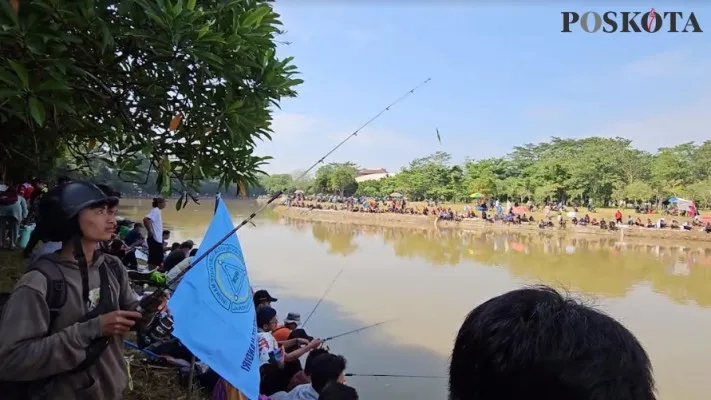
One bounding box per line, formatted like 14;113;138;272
614;209;623;224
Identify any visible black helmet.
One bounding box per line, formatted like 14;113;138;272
37;181;119;242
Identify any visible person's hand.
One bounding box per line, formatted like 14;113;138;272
297;338;310;346
99;310;142;336
307;338;323;349
157;291;170;313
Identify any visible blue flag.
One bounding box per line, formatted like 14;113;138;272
169;198;260;399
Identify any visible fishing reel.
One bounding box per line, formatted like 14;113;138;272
149;312;175;341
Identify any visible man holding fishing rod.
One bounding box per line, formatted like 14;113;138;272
0;181;168;400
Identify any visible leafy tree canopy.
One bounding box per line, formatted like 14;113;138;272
349;137;711;208
0;0;301;204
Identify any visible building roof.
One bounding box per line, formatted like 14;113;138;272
358;168;388;176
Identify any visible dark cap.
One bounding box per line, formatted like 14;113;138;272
253;289;278;304
257;306;277;328
288;328;313;342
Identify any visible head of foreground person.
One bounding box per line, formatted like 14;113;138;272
449;286;656;400
310;353;348;394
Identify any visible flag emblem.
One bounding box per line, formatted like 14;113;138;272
208;244;251;313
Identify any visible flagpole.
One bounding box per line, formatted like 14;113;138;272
187;194;220;399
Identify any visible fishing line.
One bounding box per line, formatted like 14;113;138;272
323;319;395;342
301;268;345;329
346;373;445;379
138;77;432;311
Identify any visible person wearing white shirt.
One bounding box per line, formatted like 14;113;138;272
143;197;166;269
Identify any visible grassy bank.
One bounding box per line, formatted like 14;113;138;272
0;251;201;400
275;204;711;243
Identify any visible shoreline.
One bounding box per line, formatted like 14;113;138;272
274;206;711;243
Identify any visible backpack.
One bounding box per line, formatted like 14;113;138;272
0;192;18;206
0;255;124;399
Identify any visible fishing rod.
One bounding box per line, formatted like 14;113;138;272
301;268;344;329
323;319;394;342
137;77;432;315
346;373;445;379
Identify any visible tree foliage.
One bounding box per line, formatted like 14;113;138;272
312;162;358;196
351;137;711;207
0;0;301;201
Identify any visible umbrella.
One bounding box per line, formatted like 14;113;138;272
470;193;484;199
668;196;678;203
390;192;403;198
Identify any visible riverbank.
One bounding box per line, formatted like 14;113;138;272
274;206;711;243
0;251;205;400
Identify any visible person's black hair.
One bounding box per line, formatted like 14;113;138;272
57;176;71;185
163;230;170;236
133;222;143;229
153;197;164;207
256;307;277;330
180;241;193;249
318;382;358;400
448;286;656;400
189;248;198;257
304;348;329;376
310;353;347;393
170;242;180;251
260;363;282;396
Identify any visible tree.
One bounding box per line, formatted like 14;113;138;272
328;163;358;196
313;162;358;196
258;173;294;194
0;0;301;202
267;137;711;208
623;181;654;203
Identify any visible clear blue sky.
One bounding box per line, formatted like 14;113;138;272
256;2;710;174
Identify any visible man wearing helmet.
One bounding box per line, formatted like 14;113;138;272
0;181;165;399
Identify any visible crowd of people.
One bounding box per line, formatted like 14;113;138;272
284;195;711;234
0;179;662;400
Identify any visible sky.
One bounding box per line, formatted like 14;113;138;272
255;2;711;175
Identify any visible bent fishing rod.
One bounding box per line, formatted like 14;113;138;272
137;77;432;313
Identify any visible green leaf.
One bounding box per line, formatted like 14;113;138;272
197;25;210;40
100;22;114;53
28;97;45;126
186;0;196;11
8;60;29;88
176;193;184;210
0;89;21;99
0;69;20;87
160;171;171;196
172;0;183;16
37;79;70;92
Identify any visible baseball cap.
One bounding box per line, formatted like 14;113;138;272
284;312;301;325
253;289;278;303
288;328;313;342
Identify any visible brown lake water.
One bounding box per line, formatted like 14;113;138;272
119;199;711;400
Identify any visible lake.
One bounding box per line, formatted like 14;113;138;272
119;198;711;400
